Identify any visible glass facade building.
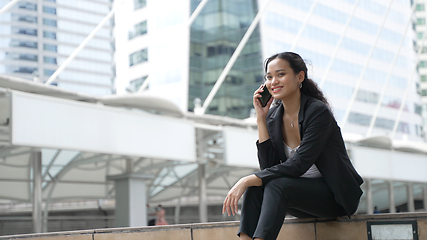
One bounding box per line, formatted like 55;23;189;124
0;0;114;95
188;0;263;118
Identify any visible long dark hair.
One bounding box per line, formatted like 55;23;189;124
264;52;329;107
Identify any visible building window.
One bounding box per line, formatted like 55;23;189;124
44;69;55;76
356;90;378;104
43;6;56;15
415;104;422;115
10;40;37;48
207;44;236;57
12;27;37;36
421;75;427;82
127;76;148;92
348;112;371;126
417;18;426;25
422;89;427;96
348;112;372;126
134;0;146;10
44;56;57;64
18;2;37;11
416;3;425;11
43;18;57;27
43;43;57;52
129;48;147;66
417;32;424;40
43;31;56;39
420;61;427;68
129;21;147;39
6;52;38;61
6;66;37;74
12;14;37;23
397;122;410;133
374;118;394;130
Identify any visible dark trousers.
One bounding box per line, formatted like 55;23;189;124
238;177;347;240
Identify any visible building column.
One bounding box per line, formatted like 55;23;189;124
32;151;42;233
407;183;415;212
388;180;396;213
174;196;181;224
196;129;207;223
107;173;153;227
198;163;207;223
366;179;373;214
424;185;427;211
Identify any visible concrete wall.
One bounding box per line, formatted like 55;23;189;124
1;213;427;240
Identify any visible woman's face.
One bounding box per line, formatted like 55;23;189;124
264;58;304;101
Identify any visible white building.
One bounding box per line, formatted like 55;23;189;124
0;0;114;94
415;0;427;139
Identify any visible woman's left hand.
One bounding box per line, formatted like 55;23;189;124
222;175;262;216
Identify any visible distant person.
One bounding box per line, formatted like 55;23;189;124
222;52;363;240
147;204;156;226
374;206;380;214
155;205;168;226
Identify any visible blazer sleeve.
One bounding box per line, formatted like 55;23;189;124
256;139;281;170
254;103;334;185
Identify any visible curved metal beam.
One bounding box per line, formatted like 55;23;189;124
367;1;417;136
340;0;394;128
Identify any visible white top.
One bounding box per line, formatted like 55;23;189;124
283;142;322;178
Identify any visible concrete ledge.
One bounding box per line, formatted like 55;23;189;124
1;213;427;240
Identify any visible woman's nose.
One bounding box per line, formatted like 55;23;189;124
271;76;279;84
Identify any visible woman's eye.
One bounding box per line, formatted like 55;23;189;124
266;76;272;80
278;73;285;76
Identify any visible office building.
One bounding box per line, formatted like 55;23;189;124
0;0;114;94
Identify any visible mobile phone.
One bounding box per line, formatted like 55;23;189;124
258;85;272;107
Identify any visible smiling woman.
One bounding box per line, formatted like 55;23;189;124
222;52;363;240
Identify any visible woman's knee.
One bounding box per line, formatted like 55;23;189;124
263;177;299;200
245;186;263;197
265;177;294;190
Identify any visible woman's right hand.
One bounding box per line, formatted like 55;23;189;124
253;84;273;120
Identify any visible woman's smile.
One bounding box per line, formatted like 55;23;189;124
271;86;283;93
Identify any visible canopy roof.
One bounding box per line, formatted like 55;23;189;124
1;75;427;211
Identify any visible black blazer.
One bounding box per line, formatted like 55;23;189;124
254;93;363;216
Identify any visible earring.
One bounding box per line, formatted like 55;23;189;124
299;82;302;89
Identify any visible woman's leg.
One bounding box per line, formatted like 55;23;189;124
252;177;346;240
238;186;264;238
285;178;347;218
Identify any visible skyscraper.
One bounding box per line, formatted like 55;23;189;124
0;0;114;95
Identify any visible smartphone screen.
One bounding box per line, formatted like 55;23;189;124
258;85;271;107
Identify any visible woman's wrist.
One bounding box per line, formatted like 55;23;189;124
256;116;267;124
244;174;262;187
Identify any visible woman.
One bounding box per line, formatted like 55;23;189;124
222;52;363;240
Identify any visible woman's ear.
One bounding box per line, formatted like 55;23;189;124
298;71;305;83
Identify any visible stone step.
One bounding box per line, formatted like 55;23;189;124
1;213;426;240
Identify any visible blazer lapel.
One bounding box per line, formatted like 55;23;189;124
267;104;287;162
298;93;308;141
